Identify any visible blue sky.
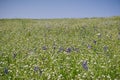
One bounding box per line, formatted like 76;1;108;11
0;0;120;19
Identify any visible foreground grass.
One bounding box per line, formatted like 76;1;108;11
0;17;120;80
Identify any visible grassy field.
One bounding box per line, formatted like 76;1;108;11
0;16;120;80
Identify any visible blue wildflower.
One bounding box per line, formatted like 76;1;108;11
93;40;97;44
42;46;47;50
82;60;88;70
34;66;39;72
87;44;92;49
103;46;108;52
66;48;71;53
4;68;8;74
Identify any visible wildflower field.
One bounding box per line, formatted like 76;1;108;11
0;16;120;80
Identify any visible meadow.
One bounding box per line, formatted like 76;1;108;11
0;16;120;80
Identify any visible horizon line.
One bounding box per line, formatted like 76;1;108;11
0;16;120;20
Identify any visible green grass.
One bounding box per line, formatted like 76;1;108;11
0;16;120;80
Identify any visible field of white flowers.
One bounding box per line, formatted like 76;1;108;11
0;16;120;80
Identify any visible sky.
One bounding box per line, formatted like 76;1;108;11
0;0;120;19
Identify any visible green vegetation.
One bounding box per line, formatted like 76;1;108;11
0;16;120;80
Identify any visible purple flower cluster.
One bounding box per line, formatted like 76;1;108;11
82;60;88;70
66;48;72;53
